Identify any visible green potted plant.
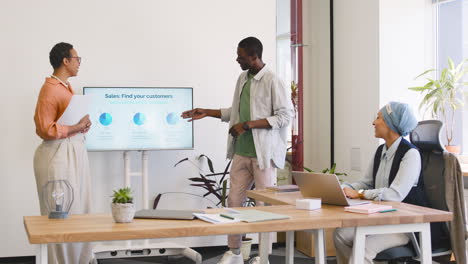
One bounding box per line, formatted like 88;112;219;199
409;58;468;153
153;154;231;209
111;187;135;223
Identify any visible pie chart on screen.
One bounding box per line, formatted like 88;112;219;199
166;112;179;125
133;112;146;126
99;113;112;126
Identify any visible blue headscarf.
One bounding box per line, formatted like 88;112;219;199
379;102;418;137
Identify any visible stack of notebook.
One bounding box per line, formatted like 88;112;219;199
344;203;393;214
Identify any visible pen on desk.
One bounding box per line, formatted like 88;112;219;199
379;209;397;213
220;214;235;220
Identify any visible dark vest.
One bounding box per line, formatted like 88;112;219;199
372;138;428;207
373;138;450;249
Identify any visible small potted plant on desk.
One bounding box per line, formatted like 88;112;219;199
111;187;135;223
409;58;468;154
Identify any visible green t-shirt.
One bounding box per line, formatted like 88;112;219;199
235;73;257;157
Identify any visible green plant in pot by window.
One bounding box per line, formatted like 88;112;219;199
111;187;135;223
409;58;468;153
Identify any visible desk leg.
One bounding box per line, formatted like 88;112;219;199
259;232;270;264
352;227;366;263
419;223;432;264
36;244;47;264
352;223;432;264
285;231;294;264
314;229;326;264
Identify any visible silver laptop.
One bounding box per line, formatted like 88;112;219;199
292;172;370;206
134;209;205;220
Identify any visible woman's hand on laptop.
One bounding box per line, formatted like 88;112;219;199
343;187;359;199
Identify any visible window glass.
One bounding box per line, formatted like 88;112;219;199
276;0;293;144
435;0;468;152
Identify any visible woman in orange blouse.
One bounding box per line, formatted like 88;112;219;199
33;42;92;264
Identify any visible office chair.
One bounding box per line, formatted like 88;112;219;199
374;120;453;263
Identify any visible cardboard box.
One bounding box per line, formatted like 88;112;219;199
296;228;336;257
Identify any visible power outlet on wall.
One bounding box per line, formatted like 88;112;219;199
350;147;361;172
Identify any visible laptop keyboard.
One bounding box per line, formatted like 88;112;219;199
347;198;371;206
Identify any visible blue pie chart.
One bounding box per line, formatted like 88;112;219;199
166;112;179;125
99;113;112;126
133;112;146;126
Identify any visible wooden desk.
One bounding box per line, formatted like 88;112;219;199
24;205;342;264
461;163;468;177
457;156;468;176
247;190;453;264
247;190;332;257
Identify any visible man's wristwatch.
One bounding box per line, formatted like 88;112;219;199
358;189;365;199
242;122;250;131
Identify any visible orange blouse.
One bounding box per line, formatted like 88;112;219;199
34;77;77;140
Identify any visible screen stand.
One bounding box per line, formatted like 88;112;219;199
91;150;202;263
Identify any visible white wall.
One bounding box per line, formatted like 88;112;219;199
303;0;331;171
331;0;434;182
379;0;435;117
0;0;276;257
333;0;381;180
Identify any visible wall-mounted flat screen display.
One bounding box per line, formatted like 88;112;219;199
83;87;193;151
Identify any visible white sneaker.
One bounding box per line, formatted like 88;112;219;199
217;251;244;264
248;256;269;264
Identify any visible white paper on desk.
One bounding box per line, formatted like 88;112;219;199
57;95;91;125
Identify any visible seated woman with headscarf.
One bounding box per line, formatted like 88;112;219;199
333;101;425;264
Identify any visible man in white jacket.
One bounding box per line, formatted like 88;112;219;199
182;36;294;264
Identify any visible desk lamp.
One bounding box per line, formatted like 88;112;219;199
42;180;74;219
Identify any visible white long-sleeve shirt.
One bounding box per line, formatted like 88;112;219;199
220;66;294;170
343;137;421;201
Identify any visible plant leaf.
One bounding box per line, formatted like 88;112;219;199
221;180;228;207
188;177;216;183
199;154;215;173
174;157;189;167
153;194;162;209
112;187;133;203
205;172;228;177
190;183;210;187
408;86;432;92
414;69;435;79
448;57;455;70
219;160;232;184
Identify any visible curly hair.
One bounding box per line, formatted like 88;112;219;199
49;42;73;69
238;37;263;59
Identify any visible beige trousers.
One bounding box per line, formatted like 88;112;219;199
34;134;93;264
333;227;410;264
227;154;276;249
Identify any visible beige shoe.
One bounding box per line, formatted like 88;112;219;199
217;251;244;264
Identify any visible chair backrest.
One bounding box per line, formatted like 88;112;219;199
410;120;445;153
375;120;452;261
410;120;451;250
410;120;447;211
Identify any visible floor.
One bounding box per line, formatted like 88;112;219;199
97;244;337;264
0;244;337;264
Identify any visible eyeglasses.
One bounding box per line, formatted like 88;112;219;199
69;56;82;63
